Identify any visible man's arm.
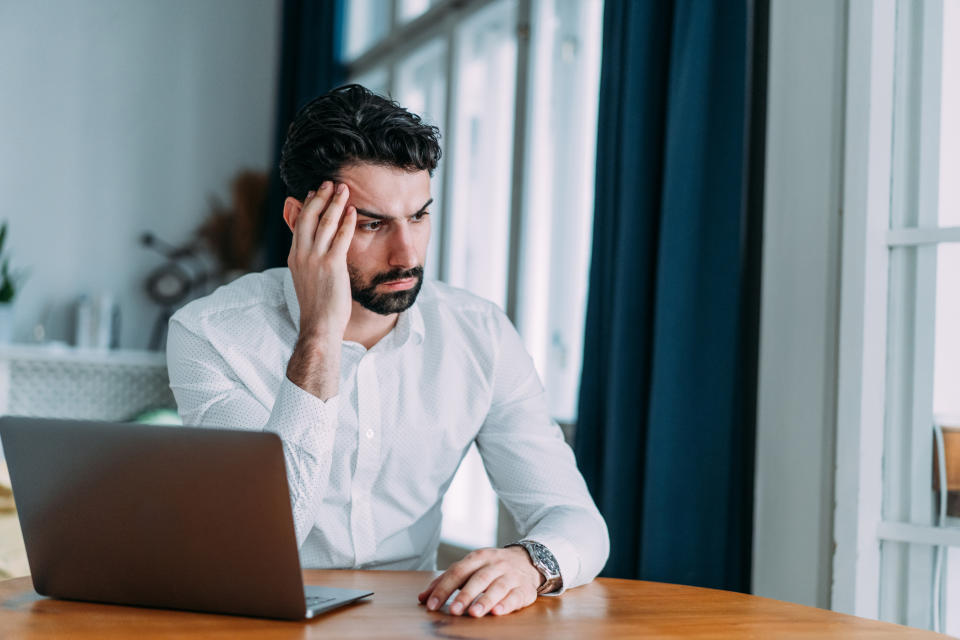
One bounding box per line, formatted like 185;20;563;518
167;321;338;547
167;180;357;547
419;312;609;617
283;180;357;401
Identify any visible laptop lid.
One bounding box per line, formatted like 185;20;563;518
0;416;311;620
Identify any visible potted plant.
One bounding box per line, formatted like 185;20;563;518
0;221;25;343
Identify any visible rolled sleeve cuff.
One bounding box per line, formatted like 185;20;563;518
263;376;338;456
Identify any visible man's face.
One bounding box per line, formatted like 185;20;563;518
338;163;432;315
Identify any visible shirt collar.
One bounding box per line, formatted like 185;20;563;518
283;268;425;348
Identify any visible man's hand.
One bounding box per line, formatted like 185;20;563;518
417;547;544;617
284;181;357;400
288;181;356;341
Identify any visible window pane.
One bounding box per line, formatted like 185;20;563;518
947;542;960;636
394;38;448;281
880;246;936;627
343;0;391;62
940;0;960;227
881;537;960;634
445;0;517;310
351;67;390;96
934;243;960;420
398;0;434;23
879;540;940;627
515;0;603;421
881;242;960;628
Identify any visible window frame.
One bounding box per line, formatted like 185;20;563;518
833;0;960;627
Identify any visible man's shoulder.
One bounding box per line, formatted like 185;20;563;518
419;278;504;320
170;268;289;333
417;279;517;350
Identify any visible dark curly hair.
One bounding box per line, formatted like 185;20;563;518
279;84;442;201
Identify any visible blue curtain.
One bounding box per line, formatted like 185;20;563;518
575;0;766;592
262;0;346;268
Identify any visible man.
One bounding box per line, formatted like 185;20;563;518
167;84;608;618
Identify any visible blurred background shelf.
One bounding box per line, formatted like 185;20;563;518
0;344;174;422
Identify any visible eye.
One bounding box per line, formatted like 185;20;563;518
412;211;429;222
359;220;382;232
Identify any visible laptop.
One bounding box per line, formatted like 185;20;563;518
0;416;373;620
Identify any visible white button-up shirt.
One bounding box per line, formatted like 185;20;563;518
166;268;608;591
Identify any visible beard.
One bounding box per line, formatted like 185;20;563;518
348;265;424;315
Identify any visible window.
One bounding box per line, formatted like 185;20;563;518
342;0;604;551
834;0;960;633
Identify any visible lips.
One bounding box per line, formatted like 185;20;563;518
380;278;416;290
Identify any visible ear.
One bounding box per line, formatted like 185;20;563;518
282;197;302;233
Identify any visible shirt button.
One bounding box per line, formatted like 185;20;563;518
365;428;374;439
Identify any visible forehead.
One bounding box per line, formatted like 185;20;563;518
339;163;431;218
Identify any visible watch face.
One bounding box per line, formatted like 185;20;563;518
530;543;560;575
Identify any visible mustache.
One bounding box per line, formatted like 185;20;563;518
369;266;424;286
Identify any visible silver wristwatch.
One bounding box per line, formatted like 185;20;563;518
507;539;563;594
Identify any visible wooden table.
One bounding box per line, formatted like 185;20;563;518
0;570;948;638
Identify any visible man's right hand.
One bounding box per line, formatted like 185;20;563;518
284;181;357;400
288;181;356;340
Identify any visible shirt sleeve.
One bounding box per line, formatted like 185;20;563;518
166;317;338;548
474;311;609;593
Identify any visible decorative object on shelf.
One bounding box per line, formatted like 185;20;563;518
73;293;120;350
196;170;268;280
0;221;27;344
140;233;212;351
140;170;268;351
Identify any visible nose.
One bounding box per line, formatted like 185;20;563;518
387;222;419;269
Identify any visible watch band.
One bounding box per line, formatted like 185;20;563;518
507;539;563;594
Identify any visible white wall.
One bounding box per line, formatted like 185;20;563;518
752;0;847;608
0;0;281;348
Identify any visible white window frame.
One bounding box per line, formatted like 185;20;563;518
833;0;960;626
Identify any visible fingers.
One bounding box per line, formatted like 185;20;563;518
491;588;533;616
420;548;541;617
313;182;351;250
418;574;442;604
293;181;333;253
465;576;512;617
421;551;486;612
449;564;499;615
330;206;356;257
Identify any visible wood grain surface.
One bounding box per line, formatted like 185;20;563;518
0;569;949;639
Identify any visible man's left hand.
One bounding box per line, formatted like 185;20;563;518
417;547;544;617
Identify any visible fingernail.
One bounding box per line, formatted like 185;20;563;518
336;183;345;194
321;181;331;189
427;597;439;610
470;604;483;616
450;602;463;615
493;604;504;615
306;190;316;198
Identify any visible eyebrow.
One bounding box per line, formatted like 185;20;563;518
354;198;433;221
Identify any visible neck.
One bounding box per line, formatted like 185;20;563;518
343;301;399;350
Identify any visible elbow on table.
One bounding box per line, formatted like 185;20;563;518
587;510;610;582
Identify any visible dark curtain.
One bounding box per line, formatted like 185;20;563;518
574;0;767;592
261;0;346;269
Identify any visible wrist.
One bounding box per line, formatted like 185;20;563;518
286;335;341;401
506;545;544;591
298;325;343;347
506;540;562;595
